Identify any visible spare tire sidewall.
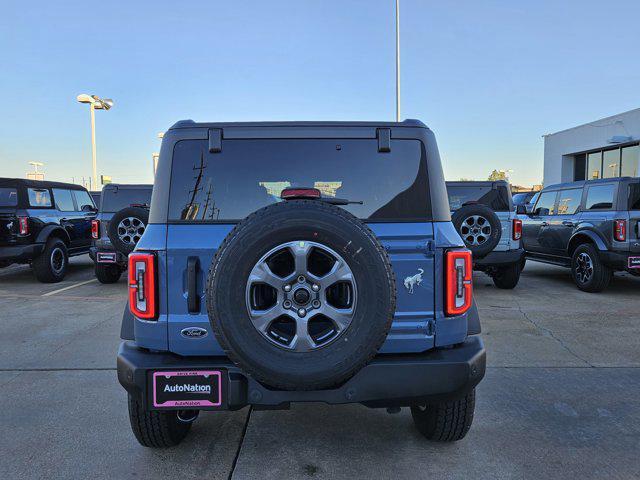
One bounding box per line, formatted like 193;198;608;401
451;204;502;259
107;207;149;255
207;202;395;390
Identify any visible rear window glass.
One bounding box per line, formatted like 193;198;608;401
556;188;582;215
53;189;75;211
630;183;640;210
512;192;530;204
0;188;18;207
168;139;429;222
585;184;615;210
101;188;152;212
446;185;510;211
28;188;52;207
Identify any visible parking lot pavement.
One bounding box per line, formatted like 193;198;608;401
0;258;638;479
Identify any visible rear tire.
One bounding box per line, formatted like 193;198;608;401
95;263;122;283
571;244;611;293
127;394;193;448
411;389;476;442
32;238;68;283
492;262;521;289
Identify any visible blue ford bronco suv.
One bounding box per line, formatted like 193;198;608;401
117;120;486;447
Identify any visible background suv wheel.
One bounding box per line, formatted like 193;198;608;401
32;237;68;283
571;244;612;293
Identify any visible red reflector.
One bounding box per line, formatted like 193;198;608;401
614;220;626;242
91;220;100;239
512;218;522;241
445;249;473;316
128;253;157;319
281;187;321;199
18;217;29;235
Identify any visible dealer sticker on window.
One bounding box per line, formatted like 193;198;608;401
152;370;223;408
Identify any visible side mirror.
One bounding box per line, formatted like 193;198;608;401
82;204;97;213
516;205;528;215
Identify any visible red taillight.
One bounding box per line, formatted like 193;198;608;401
18;217;29;235
281;187;322;199
128;253;157;319
614;220;627;242
512;218;522;241
91;219;100;239
445;249;473;316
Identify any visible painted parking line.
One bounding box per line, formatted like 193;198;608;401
42;279;98;297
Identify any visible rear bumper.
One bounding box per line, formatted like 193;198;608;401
0;243;44;263
600;250;640;271
474;248;524;267
117;335;486;410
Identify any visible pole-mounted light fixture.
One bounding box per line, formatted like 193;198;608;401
77;94;114;189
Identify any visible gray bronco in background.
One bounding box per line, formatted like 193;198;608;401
446;181;524;289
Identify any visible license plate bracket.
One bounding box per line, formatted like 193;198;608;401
151;370;225;410
97;252;117;263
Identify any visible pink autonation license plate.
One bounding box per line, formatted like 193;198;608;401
153;370;222;408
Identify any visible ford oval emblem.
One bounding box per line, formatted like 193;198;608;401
180;327;208;339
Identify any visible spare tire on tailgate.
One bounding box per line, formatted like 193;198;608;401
107;206;149;255
451;204;501;259
206;200;396;391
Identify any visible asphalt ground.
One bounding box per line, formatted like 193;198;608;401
0;256;638;479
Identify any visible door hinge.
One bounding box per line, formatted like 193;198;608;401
208;128;222;153
377;128;391;153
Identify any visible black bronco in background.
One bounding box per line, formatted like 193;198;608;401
90;184;152;283
446;181;524;289
0;178;97;282
520;177;640;292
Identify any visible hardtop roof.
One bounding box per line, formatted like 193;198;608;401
543;176;638;191
0;177;87;190
168;119;428;130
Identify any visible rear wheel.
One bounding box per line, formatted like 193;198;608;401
95;263;121;283
571;244;611;293
492;262;521;289
32;237;68;283
411;389;476;442
127;394;195;448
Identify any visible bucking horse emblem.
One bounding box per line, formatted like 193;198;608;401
403;268;424;294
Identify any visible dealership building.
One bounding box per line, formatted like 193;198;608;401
543;107;640;186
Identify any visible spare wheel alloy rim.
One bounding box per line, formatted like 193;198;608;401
117;217;146;245
460;215;492;246
245;240;357;352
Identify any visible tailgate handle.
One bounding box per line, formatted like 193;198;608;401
187;257;200;313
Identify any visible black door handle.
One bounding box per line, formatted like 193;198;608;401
562;221;575;227
187;257;200;314
541;221;549;227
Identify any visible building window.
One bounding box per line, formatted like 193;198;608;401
621;145;639;177
602;149;620;178
581;144;639;181
587;152;602;179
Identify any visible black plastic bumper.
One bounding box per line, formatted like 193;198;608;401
600;250;640;271
474;248;524;267
0;244;43;263
117;336;486;410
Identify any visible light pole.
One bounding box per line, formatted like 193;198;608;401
395;0;401;122
77;94;113;190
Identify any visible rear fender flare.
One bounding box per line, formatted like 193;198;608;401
567;229;607;257
36;225;71;245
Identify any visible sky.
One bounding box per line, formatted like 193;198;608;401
1;0;639;188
